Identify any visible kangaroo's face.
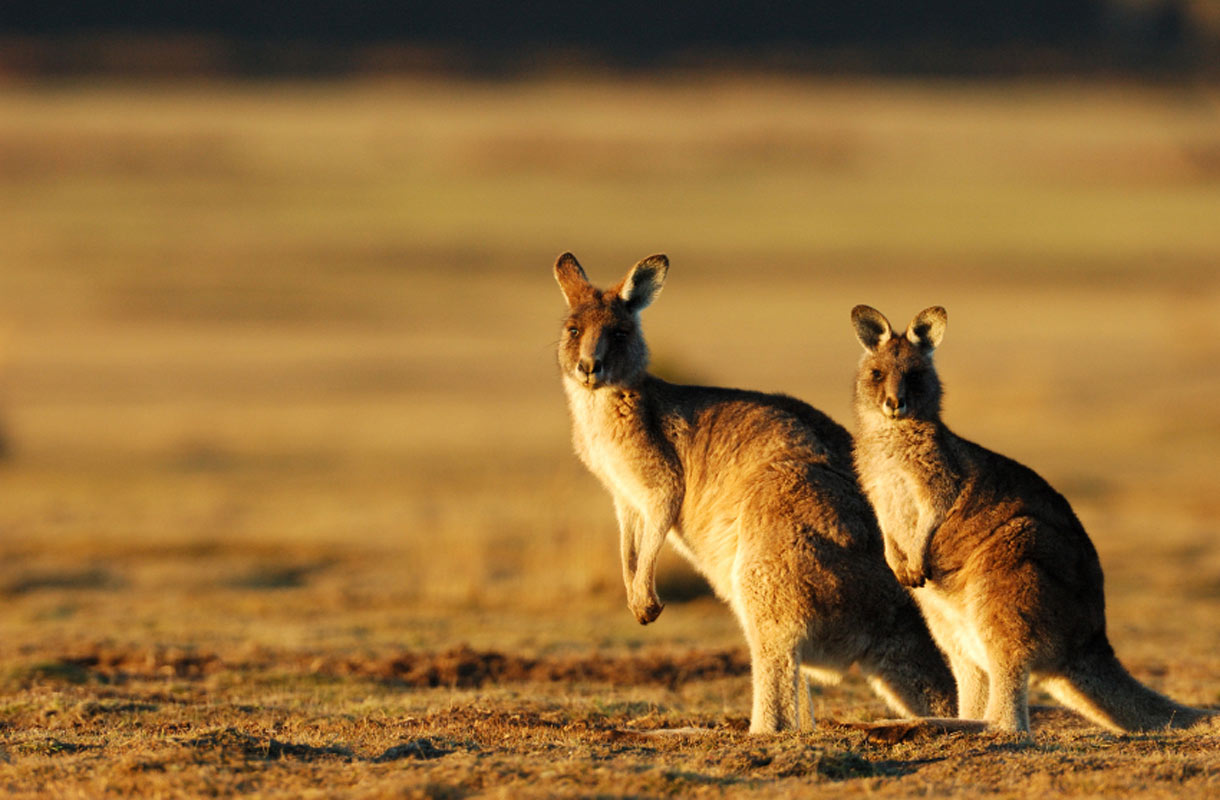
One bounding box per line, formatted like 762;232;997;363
558;291;647;389
553;252;668;390
851;305;947;424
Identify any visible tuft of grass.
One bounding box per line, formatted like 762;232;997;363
13;738;94;757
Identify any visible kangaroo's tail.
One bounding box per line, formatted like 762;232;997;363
1041;639;1213;733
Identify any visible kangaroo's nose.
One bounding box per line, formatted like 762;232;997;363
578;357;601;376
884;395;905;413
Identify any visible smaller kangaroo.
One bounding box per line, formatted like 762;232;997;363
553;252;956;733
850;304;1214;734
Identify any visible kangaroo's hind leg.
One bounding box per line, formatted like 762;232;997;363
981;654;1030;733
743;631;802;733
799;657;852;729
734;557;805;732
916;590;989;719
946;648;990;719
852;590;959;718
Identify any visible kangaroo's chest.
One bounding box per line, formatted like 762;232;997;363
569;391;659;515
581;425;650;508
861;453;926;547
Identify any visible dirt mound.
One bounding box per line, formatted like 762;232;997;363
331;645;751;689
53;647;225;681
20;644;749;690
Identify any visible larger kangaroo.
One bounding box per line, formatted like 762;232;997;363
552;252;955;733
850;304;1213;733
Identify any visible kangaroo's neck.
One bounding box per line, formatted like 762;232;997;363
562;373;667;472
857;414;958;483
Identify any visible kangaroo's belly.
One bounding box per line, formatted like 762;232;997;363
915;585;990;670
668;521;739;601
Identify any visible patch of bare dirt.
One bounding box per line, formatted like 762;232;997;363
328;644;751;689
16;643;750;690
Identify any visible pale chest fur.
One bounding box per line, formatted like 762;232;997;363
859;454;921;548
563;380;658;517
857;432;936;553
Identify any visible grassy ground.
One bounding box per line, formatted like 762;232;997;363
0;76;1218;797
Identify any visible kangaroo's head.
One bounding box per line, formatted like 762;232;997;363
553;252;668;390
851;305;947;425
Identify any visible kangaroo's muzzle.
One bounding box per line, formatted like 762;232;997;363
883;395;907;419
577;356;603;386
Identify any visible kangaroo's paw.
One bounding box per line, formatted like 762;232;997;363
629;593;665;625
892;563;926;588
884;549;926;588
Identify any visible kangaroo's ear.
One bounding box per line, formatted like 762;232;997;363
618;254;668;313
906;306;947;351
851;305;893;352
553;252;593;308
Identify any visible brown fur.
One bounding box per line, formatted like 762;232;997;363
850;304;1214;734
552;253;956;733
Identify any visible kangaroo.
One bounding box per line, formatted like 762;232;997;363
850;304;1214;734
552;252;956;733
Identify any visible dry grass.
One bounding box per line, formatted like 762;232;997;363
0;76;1218;797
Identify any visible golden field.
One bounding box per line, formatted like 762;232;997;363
0;77;1218;797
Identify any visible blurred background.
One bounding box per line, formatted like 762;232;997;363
0;3;1218;671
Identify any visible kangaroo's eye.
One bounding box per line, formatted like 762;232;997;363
870;369;884;383
567;326;580;337
612;328;630;340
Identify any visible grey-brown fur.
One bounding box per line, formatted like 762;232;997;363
850;304;1214;734
552;253;955;733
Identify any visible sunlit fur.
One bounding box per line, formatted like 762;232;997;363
851;304;1213;734
552;254;956;734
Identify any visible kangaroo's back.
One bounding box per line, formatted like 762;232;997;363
655;378;857;491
